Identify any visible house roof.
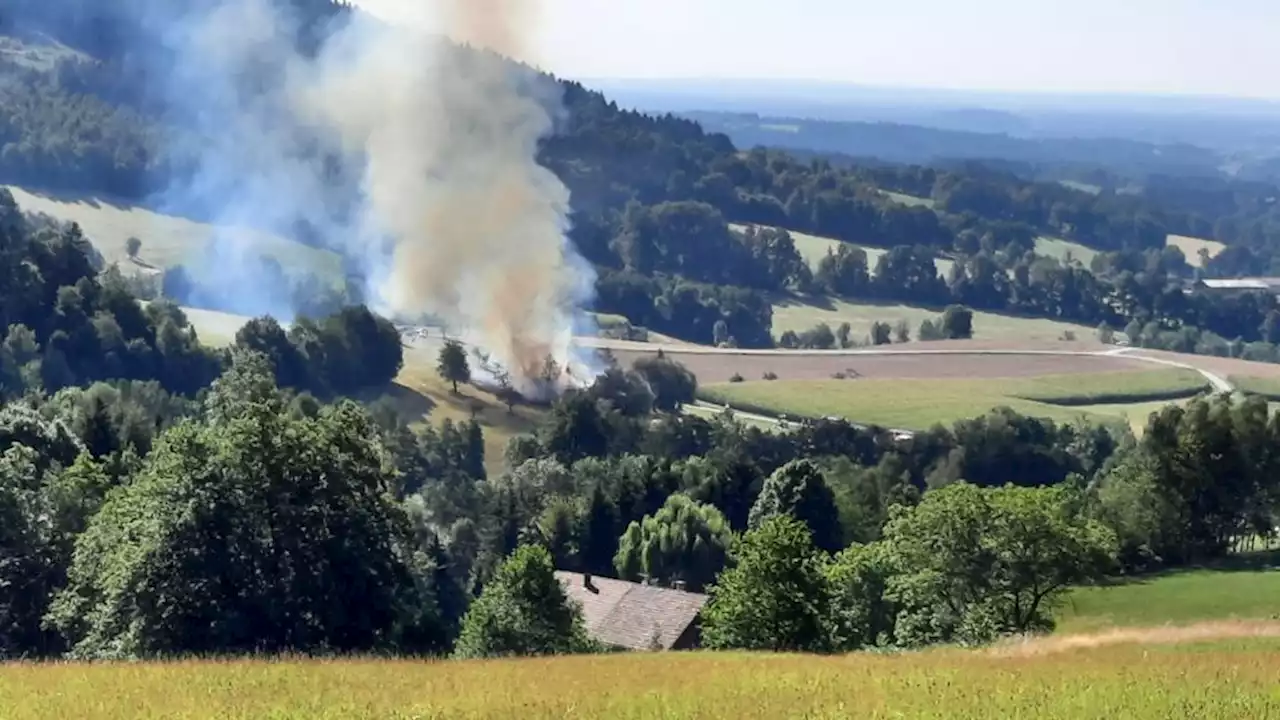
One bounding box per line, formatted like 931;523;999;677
555;571;708;651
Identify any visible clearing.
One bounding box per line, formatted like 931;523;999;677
698;368;1209;430
6;185;343;281
729;223;954;276
770;295;1095;345
4;636;1280;718
1057;179;1104;195
1167;234;1226;268
878;189;936;209
1035;236;1097;267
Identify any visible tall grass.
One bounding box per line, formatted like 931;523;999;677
4;644;1280;719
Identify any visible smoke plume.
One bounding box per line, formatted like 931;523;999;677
297;0;596;392
115;0;599;393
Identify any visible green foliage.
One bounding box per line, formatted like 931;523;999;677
632;355;697;412
881;483;1117;647
825;542;896;651
46;354;438;658
453;544;596;659
701;516;833;653
613;494;732;592
437;340;470;394
748;459;844;553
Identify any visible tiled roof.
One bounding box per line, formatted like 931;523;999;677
555;571;708;651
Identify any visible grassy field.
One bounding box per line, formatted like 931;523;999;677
729;223;954;276
1068;398;1190;436
395;353;546;476
6;185;343;281
1167;233;1227;268
4;638;1280;718
1229;375;1280;400
879;189;936;209
770;295;1095;344
700;369;1208;431
1057;551;1280;634
1058;179;1104;195
1035;236;1098;267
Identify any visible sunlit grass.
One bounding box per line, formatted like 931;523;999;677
700;369;1205;430
4;642;1280;719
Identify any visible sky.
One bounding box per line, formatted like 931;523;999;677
353;0;1280;100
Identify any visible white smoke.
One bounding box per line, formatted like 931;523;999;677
150;0;603;394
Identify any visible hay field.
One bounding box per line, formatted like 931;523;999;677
3;636;1280;719
699;369;1208;430
879;189;936;209
1167;233;1227;268
1035;236;1098;267
770;295;1097;345
5;186;343;280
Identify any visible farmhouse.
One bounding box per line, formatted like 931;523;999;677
555;571;708;651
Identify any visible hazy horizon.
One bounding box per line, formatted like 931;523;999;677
354;0;1280;102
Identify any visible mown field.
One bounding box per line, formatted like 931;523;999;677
878;188;936;209
1230;375;1280;400
3;631;1280;719
700;368;1209;431
6;185;343;280
1057;551;1280;635
770;295;1099;346
1167;233;1226;268
1035;236;1097;267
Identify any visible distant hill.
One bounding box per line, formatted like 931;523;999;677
681;111;1226;181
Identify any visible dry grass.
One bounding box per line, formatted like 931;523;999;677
879;189;936;209
1035;236;1098;267
395;348;545;476
1167;234;1227;268
993;620;1280;658
6;185;343;280
4;640;1280;719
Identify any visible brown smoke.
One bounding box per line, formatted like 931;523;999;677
296;0;591;392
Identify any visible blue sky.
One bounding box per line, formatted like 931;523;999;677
354;0;1280;99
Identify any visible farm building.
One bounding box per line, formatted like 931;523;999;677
555;571;708;651
1190;278;1280;298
